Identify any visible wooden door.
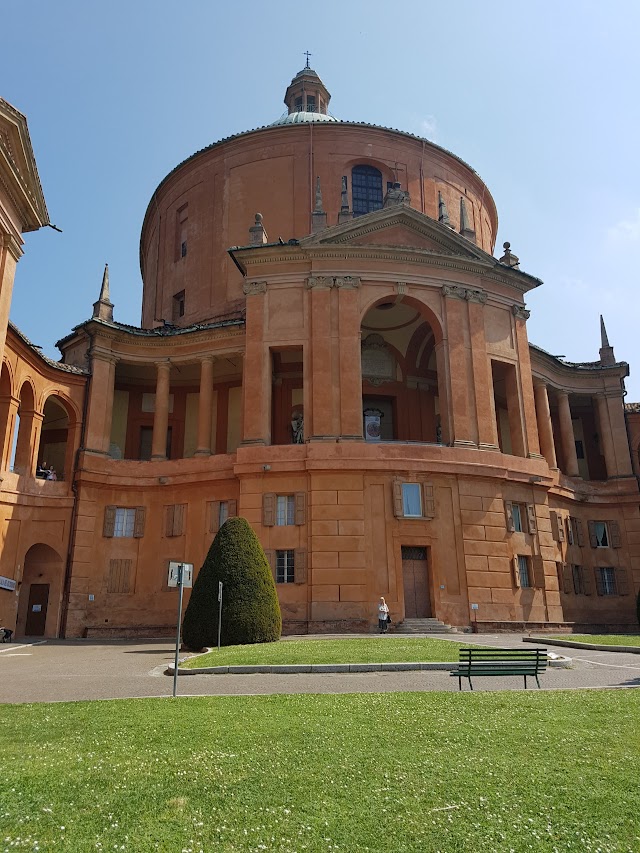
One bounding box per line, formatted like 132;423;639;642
402;546;430;618
25;583;49;635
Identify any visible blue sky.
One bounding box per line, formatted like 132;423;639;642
3;0;640;399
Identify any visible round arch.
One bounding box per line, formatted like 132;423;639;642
17;543;64;638
37;394;72;480
12;379;38;474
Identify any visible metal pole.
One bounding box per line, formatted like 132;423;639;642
217;581;223;651
172;563;184;698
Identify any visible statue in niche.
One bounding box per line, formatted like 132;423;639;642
291;409;304;444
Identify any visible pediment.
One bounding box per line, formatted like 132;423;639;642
0;98;48;231
299;203;490;261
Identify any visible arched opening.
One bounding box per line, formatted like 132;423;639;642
360;297;445;443
352;165;384;216
12;381;36;475
0;362;15;471
37;396;70;480
17;543;64;638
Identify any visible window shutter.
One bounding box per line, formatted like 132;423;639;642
294;549;307;584
209;501;221;535
173;504;185;537
594;568;604;596
103;505;116;538
550;511;565;542
562;563;573;594
165;505;175;537
263;493;276;527
505;501;515;533
133;507;146;538
532;555;545;588
526;504;537;535
582;566;594;596
609;521;621;548
392;479;404;518
265;549;276;580
566;517;574;546
575;519;586;547
227;499;237;519
512;555;521;587
588;521;598;548
422;482;436;519
615;567;629;595
107;558;132;594
294;492;306;526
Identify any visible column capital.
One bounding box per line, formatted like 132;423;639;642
243;280;267;296
154;359;172;370
512;304;530;320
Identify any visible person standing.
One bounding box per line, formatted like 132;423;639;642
378;596;390;633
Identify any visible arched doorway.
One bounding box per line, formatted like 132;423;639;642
37;396;70;480
360;297;446;443
17;544;64;637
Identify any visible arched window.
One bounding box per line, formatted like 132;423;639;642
352;165;383;216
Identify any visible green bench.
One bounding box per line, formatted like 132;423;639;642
451;647;548;691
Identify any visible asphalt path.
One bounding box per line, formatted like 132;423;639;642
1;634;639;704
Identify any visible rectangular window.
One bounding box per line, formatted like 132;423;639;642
114;508;136;538
172;290;185;321
596;567;617;596
218;501;229;528
517;555;531;588
402;483;422;518
594;522;609;548
511;504;523;533
306;96;316;112
276;495;295;526
180;240;187;258
276;549;295;583
176;203;188;261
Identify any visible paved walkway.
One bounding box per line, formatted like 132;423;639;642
1;633;639;704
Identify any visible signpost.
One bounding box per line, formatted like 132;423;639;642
168;561;193;698
217;581;223;651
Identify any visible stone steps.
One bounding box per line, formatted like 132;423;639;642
395;618;457;634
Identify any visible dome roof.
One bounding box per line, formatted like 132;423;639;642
270;111;340;126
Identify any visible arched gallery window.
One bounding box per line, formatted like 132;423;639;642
352;165;383;216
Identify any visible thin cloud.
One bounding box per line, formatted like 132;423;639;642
607;207;640;243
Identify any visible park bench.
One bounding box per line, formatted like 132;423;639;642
451;647;548;691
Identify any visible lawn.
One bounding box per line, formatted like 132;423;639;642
182;637;483;668
548;634;640;647
1;691;638;852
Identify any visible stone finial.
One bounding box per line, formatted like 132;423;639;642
383;181;410;208
92;263;114;321
459;197;476;243
438;191;452;228
599;315;616;366
311;176;327;233
338;175;352;223
499;241;520;268
249;212;268;245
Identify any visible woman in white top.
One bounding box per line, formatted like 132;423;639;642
378;596;390;633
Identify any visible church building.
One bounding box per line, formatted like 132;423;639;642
1;66;639;638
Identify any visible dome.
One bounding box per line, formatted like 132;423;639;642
270;111;340;126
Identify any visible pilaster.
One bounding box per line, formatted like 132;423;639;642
442;288;476;447
241;284;270;446
84;351;117;454
512;307;542;458
338;284;362;439
467;295;499;449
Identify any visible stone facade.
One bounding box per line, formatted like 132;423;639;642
1;71;639;638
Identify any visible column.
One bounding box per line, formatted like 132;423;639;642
151;360;171;461
512;308;542;457
534;382;557;469
14;409;42;476
0;395;19;471
468;296;499;449
84;352;116;454
241;283;270;445
504;365;526;457
309;281;335;439
337;283;362;439
194;356;214;456
557;391;579;476
443;292;475;446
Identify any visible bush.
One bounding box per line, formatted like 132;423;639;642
182;516;281;649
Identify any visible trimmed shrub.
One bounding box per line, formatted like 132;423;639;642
182;516;281;649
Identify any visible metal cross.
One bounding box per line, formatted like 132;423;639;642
304;51;312;68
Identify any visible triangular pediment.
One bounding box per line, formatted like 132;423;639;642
299;203;489;261
0;98;48;231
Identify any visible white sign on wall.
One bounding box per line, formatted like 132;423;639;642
0;576;17;592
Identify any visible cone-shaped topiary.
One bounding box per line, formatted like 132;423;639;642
182;516;281;649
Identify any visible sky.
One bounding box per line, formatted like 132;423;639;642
3;0;640;399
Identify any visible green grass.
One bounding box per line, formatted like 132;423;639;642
1;692;638;852
548;634;640;647
182;637;483;668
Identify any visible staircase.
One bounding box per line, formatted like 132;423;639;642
395;617;457;634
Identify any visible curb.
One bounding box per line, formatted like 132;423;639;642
166;658;570;676
525;636;640;655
